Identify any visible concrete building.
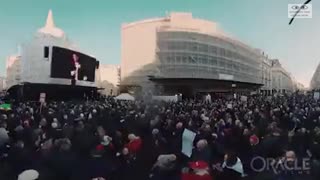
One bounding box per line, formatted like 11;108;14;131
0;76;6;91
259;52;273;95
121;12;264;96
6;55;21;89
295;82;305;91
97;65;120;95
310;63;320;90
19;10;94;87
270;59;294;93
5;10;99;100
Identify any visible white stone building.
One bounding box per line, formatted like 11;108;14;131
259;51;273;95
97;65;120;95
121;12;264;95
310;63;320;90
6;55;21;89
270;59;294;93
5;10;98;91
0;76;6;91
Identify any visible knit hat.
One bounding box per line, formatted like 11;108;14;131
51;122;58;129
128;134;139;141
189;161;209;170
176;122;183;129
101;135;112;146
92;144;105;157
18;169;39;180
152;128;159;135
96;144;105;151
155;154;177;168
249;135;259;146
196;139;208;150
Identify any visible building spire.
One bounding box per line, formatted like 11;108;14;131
45;9;55;28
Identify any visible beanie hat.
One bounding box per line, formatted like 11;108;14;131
189;161;209;170
96;144;105;151
101;135;112;146
249;135;259;145
18;169;39;180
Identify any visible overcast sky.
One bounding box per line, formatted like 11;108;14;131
0;0;319;87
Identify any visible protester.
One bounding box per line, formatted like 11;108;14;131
0;93;319;180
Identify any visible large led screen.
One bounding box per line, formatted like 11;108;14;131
51;46;97;82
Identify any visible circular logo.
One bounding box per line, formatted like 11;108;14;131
251;156;266;172
291;5;308;10
291;5;299;10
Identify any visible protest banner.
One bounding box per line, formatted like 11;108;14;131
182;128;196;157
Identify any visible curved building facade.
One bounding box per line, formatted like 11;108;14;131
310;63;320;90
121;12;263;95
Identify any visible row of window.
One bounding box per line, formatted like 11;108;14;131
158;53;260;75
160;65;260;83
159;52;259;67
158;40;258;65
159;57;259;77
157;31;260;60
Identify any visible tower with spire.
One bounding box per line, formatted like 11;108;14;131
37;9;65;38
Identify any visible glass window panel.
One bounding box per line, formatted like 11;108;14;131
176;56;182;63
168;42;174;49
219;59;225;67
192;43;198;51
212;57;217;65
182;56;187;63
188;57;193;64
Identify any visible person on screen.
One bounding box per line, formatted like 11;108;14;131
71;53;81;81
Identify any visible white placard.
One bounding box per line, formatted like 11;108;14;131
39;93;46;103
182;129;196;157
314;92;320;100
240;96;247;102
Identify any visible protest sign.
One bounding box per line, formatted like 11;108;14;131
39;93;46;103
182;128;196;157
314;92;319;100
241;96;248;102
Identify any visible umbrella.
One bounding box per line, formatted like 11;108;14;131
0;103;11;111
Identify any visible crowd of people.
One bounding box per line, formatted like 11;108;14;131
0;92;320;180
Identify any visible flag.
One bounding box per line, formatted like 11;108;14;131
0;103;11;111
